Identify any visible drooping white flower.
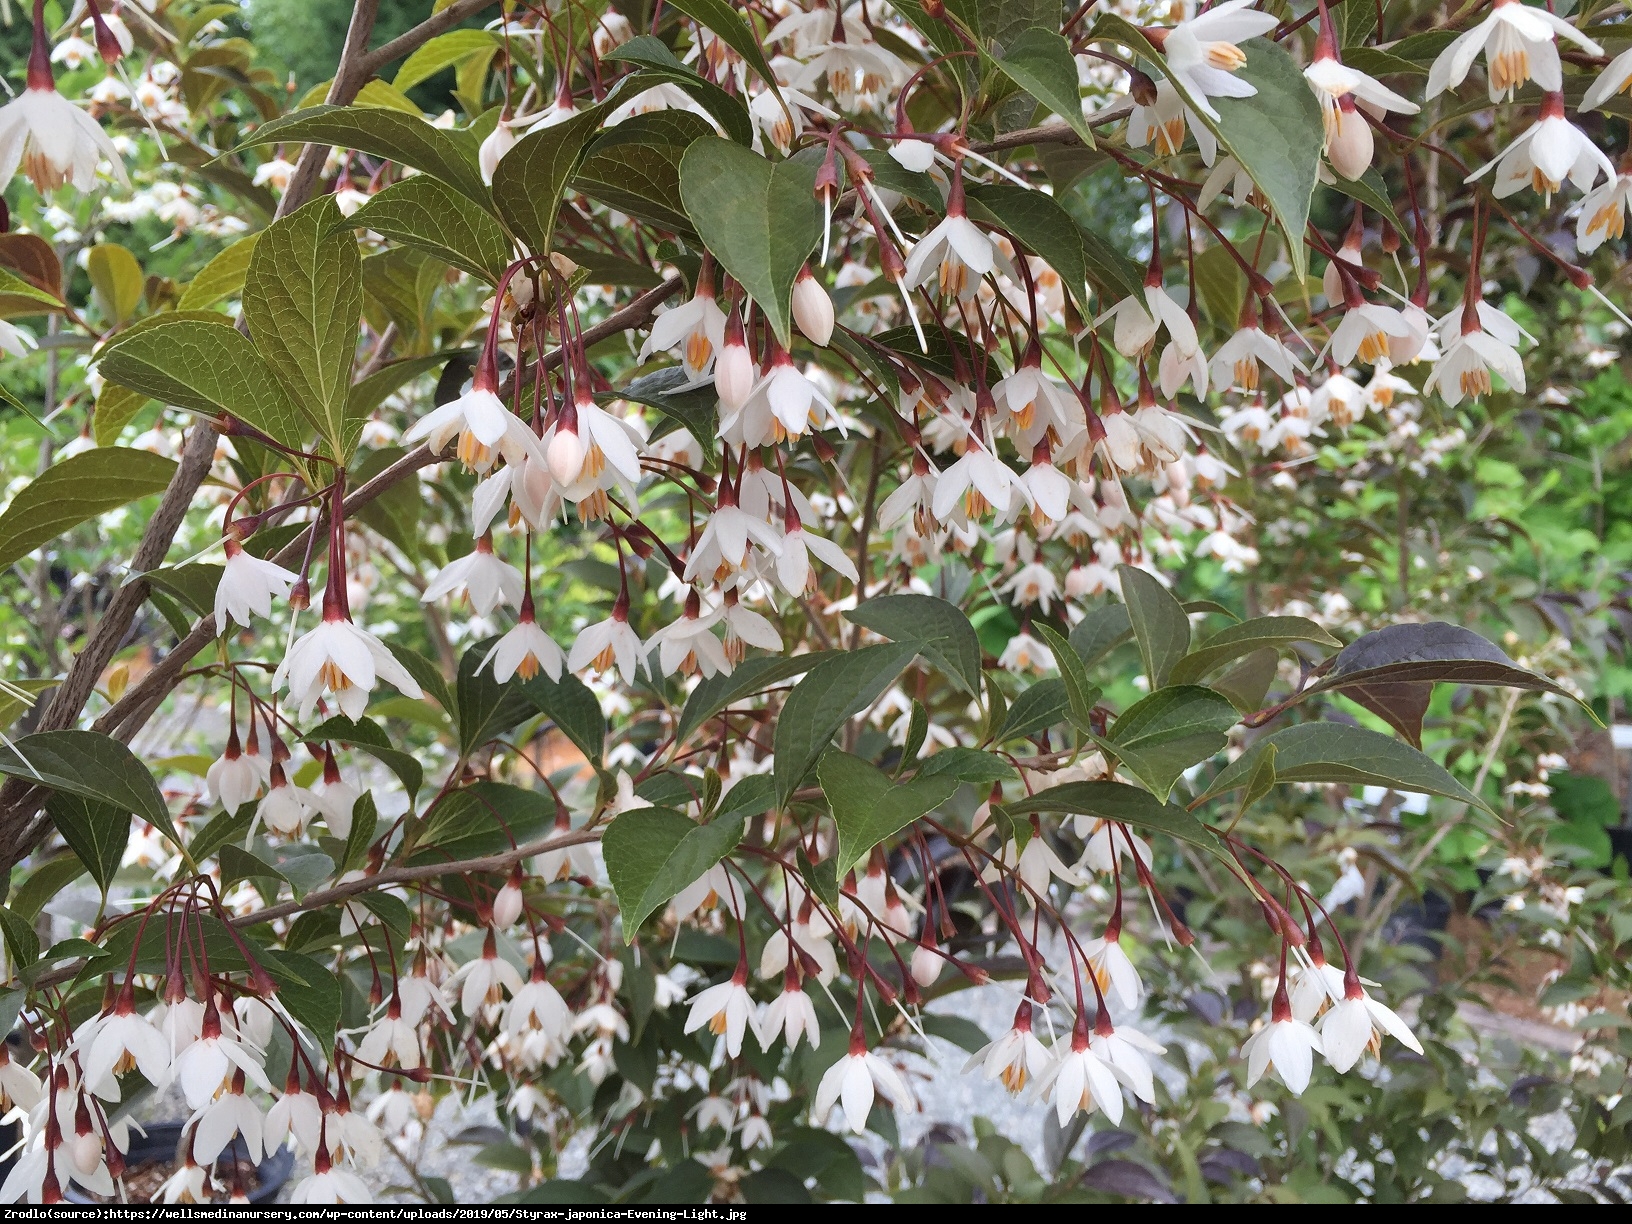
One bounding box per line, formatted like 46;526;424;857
683;973;755;1058
813;1044;916;1134
0;318;37;360
902;200;999;300
1329;299;1414;367
1127;77;1215;162
1082;932;1143;1010
357;1000;421;1071
190;1078;265;1165
0;81;129;192
566;605;646;685
932;442;1017;523
963;1006;1050;1093
275;600;424;721
503;968;571;1044
724;347;838;447
446;931;524;1019
1090;1024;1165;1105
1426;0;1602;102
421;534;523;616
997;629;1054;675
173;1004;272;1111
1577;173;1632;254
478;115;517;184
207;729;264;814
1424;301;1527;407
640;283;727;382
1477;87;1613;202
757;984;821;1052
791;269;835;347
1582;44;1632;111
1156;0;1279;121
213;539;297;629
289;1151;372;1205
403;383;543;475
1243;1009;1324;1095
649;593;731;679
1318;978;1423;1072
1211;321;1305;391
80;996;170;1093
481;600;565;683
1035;1033;1125;1126
0;1043;43;1113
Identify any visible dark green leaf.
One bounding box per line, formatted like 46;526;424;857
491;102;612;259
607;40;755;146
0;731;176;847
602;806;745;937
1328;167;1408;242
347;354;455;421
0;905;40;970
573;110;712;236
342;790;378;873
965;183;1090;309
303;715;423;802
1198;722;1492;813
676;652;839;744
455;638;537;755
145;562;224;618
1168;615;1341;685
847;594;982;696
665;0;785;103
988;26;1095;148
1004;780;1225;858
819;750;959;875
0;449;177;570
259;948;342;1055
408;782;554;862
243;196;363;458
773;642;922;807
1117;565;1190;688
11;854;88;922
522;670;607;765
348;176;511;283
679;136;822;347
1211;647;1280;715
618;365;717;447
1034;623;1101;732
1105;685;1237;800
914;748;1015;784
46;793;129;894
996;677;1070;742
386;641;454;715
1068;602;1133;669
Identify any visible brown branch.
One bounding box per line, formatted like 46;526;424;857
359;0;504;78
967;100;1135;155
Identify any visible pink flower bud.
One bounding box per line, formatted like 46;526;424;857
791;270;835;347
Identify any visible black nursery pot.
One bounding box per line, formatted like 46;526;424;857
65;1121;294;1205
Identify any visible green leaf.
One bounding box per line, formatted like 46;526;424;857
1241;741;1278;812
408;782;553;862
220;844;286;898
1092;16;1321;280
1116;565;1190;688
898;700;929;774
348;176;511;283
965;183;1090;309
342;790;378;873
1211;647;1280;716
0;731;178;848
522;670;607;766
665;0;785;103
491;102;612;258
915;747;1015;784
797;843;840;912
774;643;922;808
996;678;1070;743
1004;780;1225;858
455;638;538;756
676;652;839;744
0;904;40;972
393;28;498;92
618;366;718;446
1328;167;1407;243
303;715;424;802
819;750;960;876
12;854;88;922
1309;621;1579;701
0;680;56;733
0;449;176;569
85;244;144;324
1168;616;1341;685
1198;723;1493;813
679;136;822;348
145;562;223;618
607;39;755;146
189;806;255;864
847;594;983;696
46;793;129;894
573;111;712;236
347;354;455;421
988;26;1095;149
237;105;488;203
1105;685;1237;800
243;196;363;459
97;317;311;452
0;265;63;314
91;384;149;446
603;806;745;937
387;641;455;715
259;948;343;1054
1034;623;1101;733
1068;602;1133;669
1193;242;1247;330
177;234;259;312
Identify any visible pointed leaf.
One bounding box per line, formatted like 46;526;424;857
997;677;1070;743
1004;780;1224;859
1116;565;1190;688
989;26;1096;148
522;670;607;766
819;750;960;876
97;317;312;451
1211;647;1280;715
1105;685;1237;799
1198;722;1492;813
348;176;511;283
847;594;983;696
259;948;342;1055
603;806;745;937
1068;602;1133;669
46;793;130;894
1342;680;1434;748
573;111;712;236
1034;623;1100;732
1168;616;1341;685
965;182;1090;308
679;136;822;347
773;642;922;808
491;102;612;258
0;731;177;847
393;29;499;93
302;715;423;802
606;39;755;145
243;196;363;458
0;265;63;314
0;449;177;569
676;652;839;744
1308;622;1582;704
85;244;144;324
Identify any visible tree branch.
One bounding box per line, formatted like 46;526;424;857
360;0;504;78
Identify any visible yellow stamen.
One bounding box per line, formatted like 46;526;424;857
1356;329;1390;363
964;488;991;519
939;256;970;298
1155;117;1185;157
457;430;492;470
1490;48;1531;94
1234;357;1260;390
1587;203;1625;241
320;660;353;693
516;652;541;681
685;330;714;373
1460;367;1493;398
1205;42;1247;71
1000;1062;1029;1093
592;642;618;672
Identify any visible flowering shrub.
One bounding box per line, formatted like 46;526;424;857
0;0;1629;1206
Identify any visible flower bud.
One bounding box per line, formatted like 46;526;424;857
791;269;834;347
72;1132;101;1177
911;940;942;988
1326;98;1374;181
715;312;755;410
479;118;517;185
547;425;585;485
493;866;525;928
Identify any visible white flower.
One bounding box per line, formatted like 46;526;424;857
1577;173;1632;254
1082;933;1143;1010
640;286;727;382
1426;0;1602;102
1127;78;1214;162
1243;1012;1324;1095
933;443;1016;523
0;1044;43;1112
1035;1036;1124;1126
173;1014;272;1111
813;1047;916;1134
1090;1024;1165;1105
207;734;263;813
1582;44;1632;111
547;394;643;488
724;352;837;447
1424;302;1527;407
903;210;998;299
1304;55;1419;125
1329;300;1413;367
683;976;755;1058
289;1158;372;1204
890;137;937;172
356;1004;421;1071
567;609;646;685
446;939;524;1018
1467;95;1613;202
1198;155;1255;209
253;769;313;839
213;539;297;629
191;1084;264;1165
963;1015;1050;1093
0;85;129;192
1211;324;1304;391
775;521;858;596
275;606;423;722
421;536;523;616
997;629;1054;675
478;116;517;184
504;973;571;1043
757;986;821;1052
81;1004;170;1092
1318;982;1423;1072
1158;0;1279;121
791;271;835;347
403;385;543;474
481;610;565;683
0;318;37;359
265;1083;323;1153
